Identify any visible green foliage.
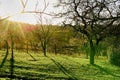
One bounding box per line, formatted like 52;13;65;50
106;36;120;66
109;49;120;67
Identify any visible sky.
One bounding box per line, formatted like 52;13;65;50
0;0;62;25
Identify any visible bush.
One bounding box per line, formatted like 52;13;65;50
109;49;120;66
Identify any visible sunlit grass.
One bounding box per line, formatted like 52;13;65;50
0;50;120;79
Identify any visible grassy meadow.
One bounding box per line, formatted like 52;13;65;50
0;50;120;80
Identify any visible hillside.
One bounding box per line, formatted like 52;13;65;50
0;51;120;80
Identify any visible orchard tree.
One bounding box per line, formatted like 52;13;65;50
34;25;55;56
55;0;120;64
50;27;73;54
21;0;53;56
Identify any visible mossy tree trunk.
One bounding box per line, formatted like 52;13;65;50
43;46;47;56
89;39;96;65
43;41;47;57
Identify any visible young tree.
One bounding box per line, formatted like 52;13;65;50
34;25;55;56
50;27;73;54
55;0;120;64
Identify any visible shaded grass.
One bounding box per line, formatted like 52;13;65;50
0;51;120;80
0;51;9;68
48;57;78;80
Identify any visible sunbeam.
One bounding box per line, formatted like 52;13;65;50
16;23;26;40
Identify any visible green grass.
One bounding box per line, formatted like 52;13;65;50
0;50;120;80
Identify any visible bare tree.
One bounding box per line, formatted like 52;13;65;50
28;0;56;56
34;11;56;56
34;25;54;56
20;0;50;15
55;0;120;64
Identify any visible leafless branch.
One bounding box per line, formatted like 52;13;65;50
22;0;49;16
20;0;28;12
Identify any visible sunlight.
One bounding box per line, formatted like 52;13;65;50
0;20;26;42
0;20;10;40
0;0;59;25
0;0;120;79
4;21;10;36
17;23;26;40
9;14;37;25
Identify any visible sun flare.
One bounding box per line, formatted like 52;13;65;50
0;0;58;25
9;14;37;25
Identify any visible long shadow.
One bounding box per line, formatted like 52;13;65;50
10;48;15;80
0;51;9;68
48;57;78;80
0;41;9;68
93;64;120;77
26;52;37;61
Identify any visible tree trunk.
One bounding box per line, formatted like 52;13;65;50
89;39;95;65
42;42;47;56
27;41;29;53
0;41;1;50
43;47;46;56
30;41;33;50
54;44;57;55
42;41;47;56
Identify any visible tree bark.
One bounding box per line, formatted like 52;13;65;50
26;41;29;53
42;41;47;56
43;47;46;56
89;39;95;65
54;44;57;55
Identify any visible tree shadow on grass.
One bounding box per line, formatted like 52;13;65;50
10;51;14;80
48;57;78;80
26;52;37;61
0;50;15;79
93;64;120;77
0;51;9;68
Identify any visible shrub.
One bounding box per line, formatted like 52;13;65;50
109;48;120;66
